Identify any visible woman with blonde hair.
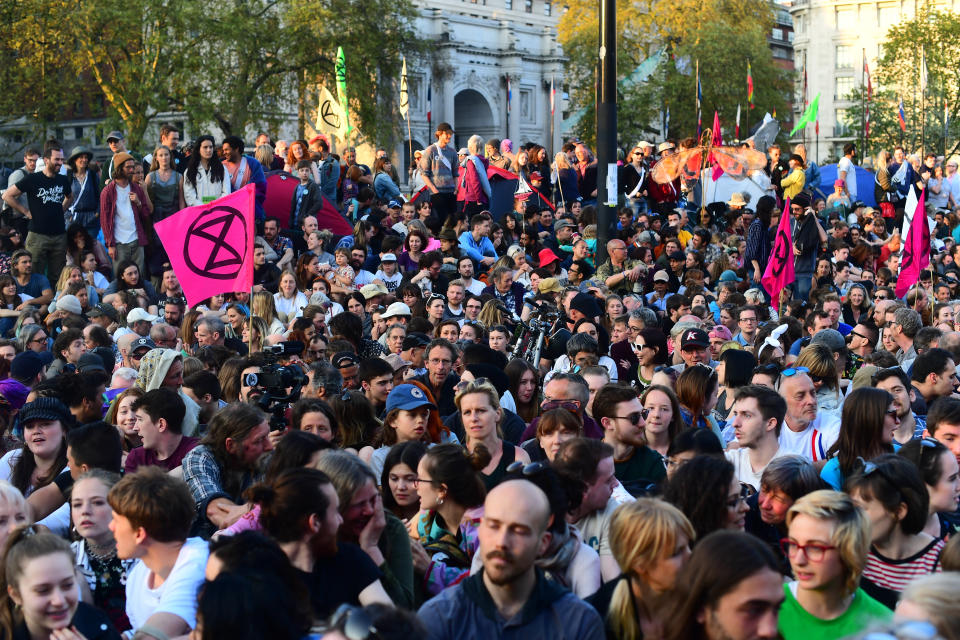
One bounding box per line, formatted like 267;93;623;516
477;299;509;331
455;379;530;490
777;490;891;638
795;343;842;418
553;152;579;211
251;290;285;335
896;573;960;640
241;316;270;353
254;144;274;169
588;498;695;640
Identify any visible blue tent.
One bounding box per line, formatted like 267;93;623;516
818;164;877;207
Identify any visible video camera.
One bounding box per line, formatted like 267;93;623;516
242;341;309;431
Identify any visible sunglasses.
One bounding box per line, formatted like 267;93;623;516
506;461;548;476
454;377;490;393
541;399;580;413
753;363;781;376
614;409;650;425
781;366;809;378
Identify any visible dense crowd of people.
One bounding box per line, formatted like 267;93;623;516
0;121;958;639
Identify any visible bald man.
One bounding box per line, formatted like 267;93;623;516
117;333;140;370
418;480;604;640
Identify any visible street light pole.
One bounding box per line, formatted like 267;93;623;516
595;0;617;265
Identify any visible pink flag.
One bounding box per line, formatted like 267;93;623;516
895;191;930;298
761;198;795;304
155;184;255;308
710;111;724;181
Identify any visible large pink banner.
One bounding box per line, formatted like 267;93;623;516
895;190;929;299
761;198;795;305
155;184;255;308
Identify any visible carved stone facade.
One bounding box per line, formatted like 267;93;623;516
396;2;565;181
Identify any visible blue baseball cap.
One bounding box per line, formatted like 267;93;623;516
718;270;743;283
388;199;403;209
385;384;436;414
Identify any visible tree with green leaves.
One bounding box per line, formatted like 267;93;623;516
843;9;960;160
0;0;426;152
558;0;792;146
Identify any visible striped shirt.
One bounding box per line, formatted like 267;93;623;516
860;537;943;609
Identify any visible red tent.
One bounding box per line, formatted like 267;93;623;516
262;171;354;235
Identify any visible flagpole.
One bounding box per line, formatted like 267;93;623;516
745;61;751;143
696;59;701;138
920;45;926;157
857;47;867;162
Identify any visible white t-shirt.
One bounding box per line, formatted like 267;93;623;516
725;446;787;492
113;183;138;244
837;157;857;200
126;537;209;631
375;270;403;293
777;413;840;462
462;278;486;296
576;492;633;560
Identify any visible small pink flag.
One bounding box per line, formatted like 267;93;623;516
710;111;724;181
895;191;930;298
155;184;255;308
761;198;795;304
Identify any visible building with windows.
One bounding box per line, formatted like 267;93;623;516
787;0;959;162
390;0;565;180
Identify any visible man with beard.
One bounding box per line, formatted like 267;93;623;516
873;366;926;445
418;479;603;640
725;385;788;491
99;152;151;272
182;402;274;537
595;383;665;490
256;467;392;618
263;216;294;270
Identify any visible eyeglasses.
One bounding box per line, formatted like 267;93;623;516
779;538;837;562
726;482;755;509
329;604;381;640
541;399;581;413
412;477;438;488
781;367;809;378
614;409;650;425
454;377;489;393
428;357;452;366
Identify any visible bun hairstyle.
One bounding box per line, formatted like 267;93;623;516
249;468;333;544
0;527;73;635
421;443;489;509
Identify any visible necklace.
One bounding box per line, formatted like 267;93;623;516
87;539;117;561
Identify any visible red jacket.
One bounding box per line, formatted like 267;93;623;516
99;181;151;247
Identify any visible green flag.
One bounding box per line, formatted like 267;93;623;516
335;47;353;136
789;92;820;136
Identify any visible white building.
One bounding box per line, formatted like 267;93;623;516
788;0;959;163
393;1;565;179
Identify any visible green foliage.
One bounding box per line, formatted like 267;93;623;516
558;0;792;146
845;9;960;159
0;0;426;151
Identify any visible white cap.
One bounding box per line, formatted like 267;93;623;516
381;253;397;262
381;302;412;319
127;308;159;323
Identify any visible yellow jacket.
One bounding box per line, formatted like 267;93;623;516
781;168;806;199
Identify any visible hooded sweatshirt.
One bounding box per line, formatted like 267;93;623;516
135;348;201;437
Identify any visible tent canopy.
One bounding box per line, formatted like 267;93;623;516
818;164;877;207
